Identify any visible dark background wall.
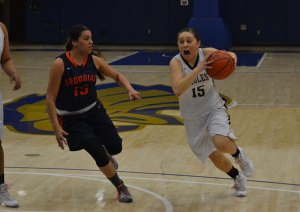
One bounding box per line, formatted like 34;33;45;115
1;0;300;46
24;0;194;45
220;0;300;46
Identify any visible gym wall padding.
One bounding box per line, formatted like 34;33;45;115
188;0;232;50
25;0;194;45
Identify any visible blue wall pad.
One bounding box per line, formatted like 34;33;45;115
188;18;232;50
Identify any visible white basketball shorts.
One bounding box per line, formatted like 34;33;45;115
184;106;237;162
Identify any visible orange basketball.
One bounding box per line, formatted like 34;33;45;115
206;50;235;80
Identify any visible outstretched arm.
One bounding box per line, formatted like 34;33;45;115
93;56;141;100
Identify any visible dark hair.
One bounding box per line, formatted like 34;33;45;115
65;25;105;81
91;44;106;81
177;27;200;42
65;24;90;51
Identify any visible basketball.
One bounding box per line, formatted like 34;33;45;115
206;50;235;80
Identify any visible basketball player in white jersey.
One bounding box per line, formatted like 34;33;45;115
0;21;21;207
169;27;253;197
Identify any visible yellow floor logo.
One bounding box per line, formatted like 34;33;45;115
4;83;235;135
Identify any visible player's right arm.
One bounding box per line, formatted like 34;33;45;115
46;58;68;149
169;56;211;97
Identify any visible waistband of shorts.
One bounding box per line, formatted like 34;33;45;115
56;101;97;115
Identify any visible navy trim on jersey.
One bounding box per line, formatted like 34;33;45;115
180;53;199;70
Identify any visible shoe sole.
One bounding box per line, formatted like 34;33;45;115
1;203;19;208
234;192;247;197
119;199;133;203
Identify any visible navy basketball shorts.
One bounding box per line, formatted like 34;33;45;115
58;104;122;153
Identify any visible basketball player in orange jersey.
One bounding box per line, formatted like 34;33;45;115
0;21;21;207
169;27;253;197
46;24;141;203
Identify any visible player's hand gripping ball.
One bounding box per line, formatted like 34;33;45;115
206;50;235;80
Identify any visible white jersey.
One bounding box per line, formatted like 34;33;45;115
175;48;224;120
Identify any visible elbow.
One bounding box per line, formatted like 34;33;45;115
45;94;55;107
45;97;51;111
45;94;51;104
174;92;182;97
172;88;182;97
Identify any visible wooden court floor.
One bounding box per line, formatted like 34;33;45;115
0;46;299;212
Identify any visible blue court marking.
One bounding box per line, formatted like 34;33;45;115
110;51;176;66
109;51;264;66
237;52;264;66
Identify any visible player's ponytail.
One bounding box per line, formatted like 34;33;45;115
91;44;106;81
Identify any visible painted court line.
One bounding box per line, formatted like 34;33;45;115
107;51;139;64
4;170;299;212
7;171;173;212
256;52;267;68
8;171;300;194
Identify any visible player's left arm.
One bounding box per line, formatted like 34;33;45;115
93;56;141;100
203;47;237;67
202;47;218;57
227;51;237;65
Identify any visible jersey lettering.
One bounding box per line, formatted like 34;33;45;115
192;85;205;97
64;74;96;86
74;85;89;97
192;73;209;85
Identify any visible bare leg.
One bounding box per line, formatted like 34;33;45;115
212;134;253;177
212;134;237;155
208;148;247;197
210;135;248;197
99;161;116;178
209;150;233;173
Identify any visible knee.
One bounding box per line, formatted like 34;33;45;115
106;138;122;155
209;150;224;162
95;156;109;167
115;144;122;154
83;139;110;167
212;135;232;152
107;145;122;155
